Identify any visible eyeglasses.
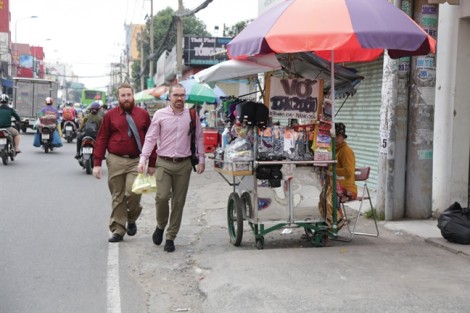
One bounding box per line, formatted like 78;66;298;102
171;94;186;98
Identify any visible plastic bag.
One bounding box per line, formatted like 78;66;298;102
33;133;41;147
438;202;470;244
132;173;157;194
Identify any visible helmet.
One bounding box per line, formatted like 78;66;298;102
45;97;54;105
90;101;100;111
74;103;80;109
65;101;73;106
0;94;9;104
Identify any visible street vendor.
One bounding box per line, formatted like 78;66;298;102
318;122;357;228
335;122;357;201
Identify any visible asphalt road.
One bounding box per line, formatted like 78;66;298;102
0;132;145;313
2;132;470;313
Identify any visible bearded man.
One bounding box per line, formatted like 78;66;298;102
93;83;157;242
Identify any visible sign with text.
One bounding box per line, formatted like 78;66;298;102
183;36;231;66
269;77;322;120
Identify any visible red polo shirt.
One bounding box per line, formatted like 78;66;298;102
94;106;157;167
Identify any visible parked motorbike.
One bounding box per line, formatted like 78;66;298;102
38;124;56;153
0;128;16;165
62;120;77;143
78;135;95;174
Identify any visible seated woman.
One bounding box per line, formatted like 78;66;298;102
335;122;357;201
318;123;357;229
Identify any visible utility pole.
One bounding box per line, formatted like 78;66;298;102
176;0;184;82
139;32;145;91
149;0;154;85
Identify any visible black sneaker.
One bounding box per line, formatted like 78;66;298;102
164;239;175;252
108;233;123;243
152;227;164;245
74;154;81;159
126;222;137;236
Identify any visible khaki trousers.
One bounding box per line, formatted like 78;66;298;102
155;157;192;240
106;153;142;236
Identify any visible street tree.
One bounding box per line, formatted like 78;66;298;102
223;19;253;37
132;7;210;90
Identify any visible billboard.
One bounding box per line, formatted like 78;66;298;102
183;36;231;66
17;54;33;78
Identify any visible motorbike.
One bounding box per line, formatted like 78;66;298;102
62;120;77;143
38;124;56;153
78;134;95;174
0;128;16;165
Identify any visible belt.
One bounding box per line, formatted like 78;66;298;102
116;154;140;159
159;156;190;163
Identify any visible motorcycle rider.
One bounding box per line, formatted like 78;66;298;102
40;97;60;122
75;101;102;159
34;97;62;148
60;101;78;130
0;94;21;153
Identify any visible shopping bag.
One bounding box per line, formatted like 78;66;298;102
33;132;41;147
132;173;154;194
52;130;63;147
148;175;157;192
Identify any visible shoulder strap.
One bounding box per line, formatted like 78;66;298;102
189;108;197;156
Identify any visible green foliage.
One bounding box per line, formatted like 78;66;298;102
364;209;384;220
131;7;210;90
224;19;252;37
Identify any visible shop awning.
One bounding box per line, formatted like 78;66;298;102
195;52;364;99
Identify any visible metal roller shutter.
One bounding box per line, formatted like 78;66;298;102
335;58;383;190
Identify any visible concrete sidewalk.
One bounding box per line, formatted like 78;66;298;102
383;219;470;259
345;190;470;259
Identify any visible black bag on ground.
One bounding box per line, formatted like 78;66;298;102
437;202;470;244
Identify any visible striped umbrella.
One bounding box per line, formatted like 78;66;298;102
227;0;436;63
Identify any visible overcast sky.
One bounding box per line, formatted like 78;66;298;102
10;0;258;89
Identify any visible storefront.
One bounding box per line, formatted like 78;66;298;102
336;59;384;189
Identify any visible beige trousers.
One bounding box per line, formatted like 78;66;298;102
106;153;142;236
155;157;192;240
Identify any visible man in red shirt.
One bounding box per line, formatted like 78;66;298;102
93;83;157;242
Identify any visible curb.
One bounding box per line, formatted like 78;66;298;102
424;237;470;260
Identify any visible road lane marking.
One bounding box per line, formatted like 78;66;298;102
107;243;121;313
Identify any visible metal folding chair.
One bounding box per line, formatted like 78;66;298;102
340;167;379;240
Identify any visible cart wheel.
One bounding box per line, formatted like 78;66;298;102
314;231;329;248
241;192;252;219
304;227;315;240
227;192;243;246
256;237;264;250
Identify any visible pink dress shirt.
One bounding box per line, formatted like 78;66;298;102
140;106;205;164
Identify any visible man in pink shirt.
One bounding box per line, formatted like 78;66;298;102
138;83;205;252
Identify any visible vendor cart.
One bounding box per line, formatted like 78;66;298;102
215;158;340;249
214;106;339;249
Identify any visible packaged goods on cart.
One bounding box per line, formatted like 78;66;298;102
257;124;316;161
311;121;332;166
223;137;253;172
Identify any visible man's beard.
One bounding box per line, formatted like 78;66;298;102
119;99;135;111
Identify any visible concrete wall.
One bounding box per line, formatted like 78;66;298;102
450;16;470;206
433;2;470;212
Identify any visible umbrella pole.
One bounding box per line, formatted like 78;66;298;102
330;50;338;233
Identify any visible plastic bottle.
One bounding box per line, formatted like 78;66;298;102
222;126;230;148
